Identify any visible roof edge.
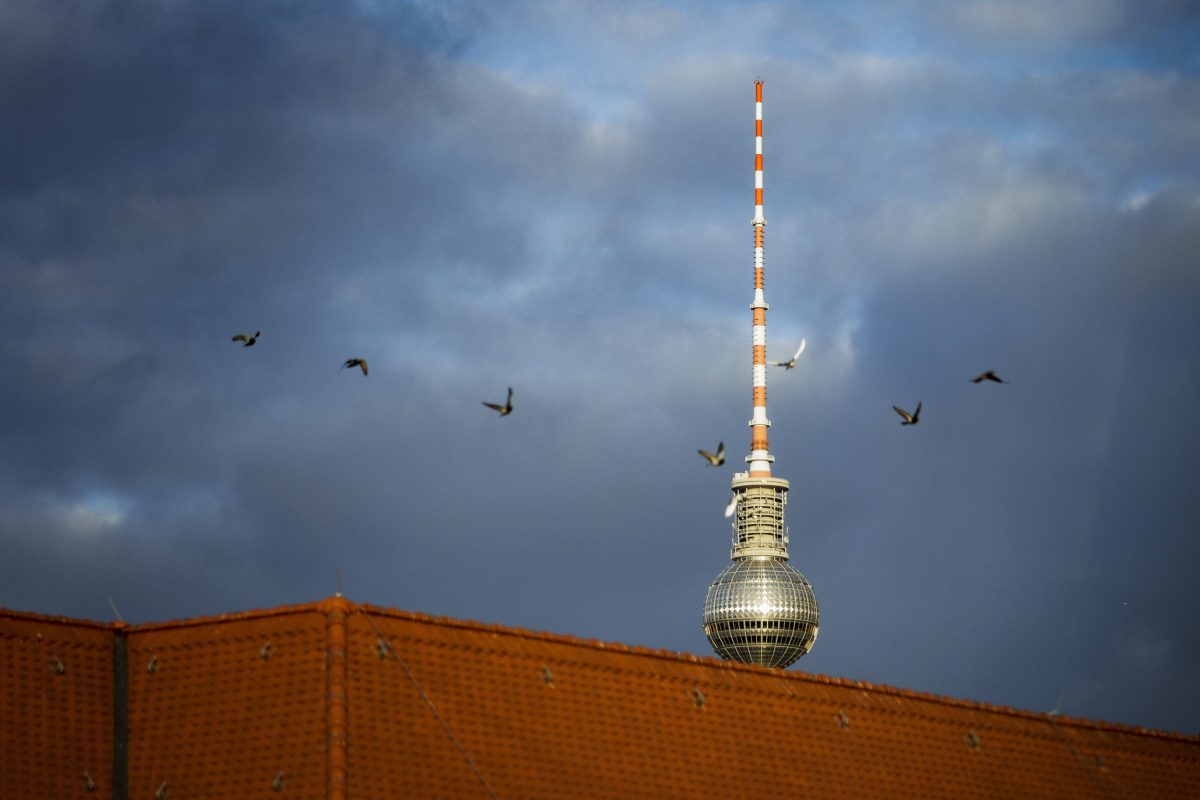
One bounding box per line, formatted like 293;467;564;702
0;607;117;630
125;599;327;632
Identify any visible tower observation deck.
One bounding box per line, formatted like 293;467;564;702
702;81;819;668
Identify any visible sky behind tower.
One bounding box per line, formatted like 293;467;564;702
2;0;1198;734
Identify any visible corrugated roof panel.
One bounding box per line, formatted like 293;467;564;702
3;600;1198;798
125;610;328;799
343;604;1200;799
0;613;114;799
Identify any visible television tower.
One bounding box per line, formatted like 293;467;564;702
702;81;820;668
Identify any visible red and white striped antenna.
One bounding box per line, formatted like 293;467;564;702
748;79;773;477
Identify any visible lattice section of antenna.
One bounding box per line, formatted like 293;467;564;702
729;475;790;559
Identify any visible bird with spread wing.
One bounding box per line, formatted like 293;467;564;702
231;331;260;347
698;442;726;466
483;387;514;416
893;402;922;426
768;338;807;369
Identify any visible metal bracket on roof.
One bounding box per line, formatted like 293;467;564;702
146;655;159;674
260;641;274;660
271;771;285;791
837;710;849;730
693;688;706;708
48;656;65;675
81;772;95;792
374;639;390;661
541;666;554;686
966;730;981;750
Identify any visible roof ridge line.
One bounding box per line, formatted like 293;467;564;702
353;601;1200;744
125;599;327;632
0;607;117;629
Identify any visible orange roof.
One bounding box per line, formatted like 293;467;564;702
0;610;114;798
3;597;1199;799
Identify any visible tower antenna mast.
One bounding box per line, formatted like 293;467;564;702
748;79;773;478
702;81;820;669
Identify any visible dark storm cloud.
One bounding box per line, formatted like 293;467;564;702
923;0;1200;54
0;1;558;345
0;0;676;621
1;1;1197;735
0;0;478;579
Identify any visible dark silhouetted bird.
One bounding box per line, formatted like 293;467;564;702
768;338;807;369
231;331;260;347
971;370;1007;384
893;402;922;426
698;441;726;466
341;358;368;376
483;387;513;416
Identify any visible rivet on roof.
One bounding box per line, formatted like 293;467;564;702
693;688;706;708
966;730;981;750
271;771;285;791
374;638;390;661
260;641;274;660
155;781;168;799
81;771;95;792
541;666;554;686
48;656;64;675
147;655;159;673
837;710;849;730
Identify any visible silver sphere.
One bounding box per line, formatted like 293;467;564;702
703;557;819;668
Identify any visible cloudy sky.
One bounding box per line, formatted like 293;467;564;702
2;0;1198;734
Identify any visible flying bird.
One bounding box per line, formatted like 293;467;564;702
1047;691;1066;717
341;358;368;376
482;387;514;416
698;442;726;466
231;331;260;347
768;338;807;369
724;493;739;518
893;402;922;426
971;370;1007;384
